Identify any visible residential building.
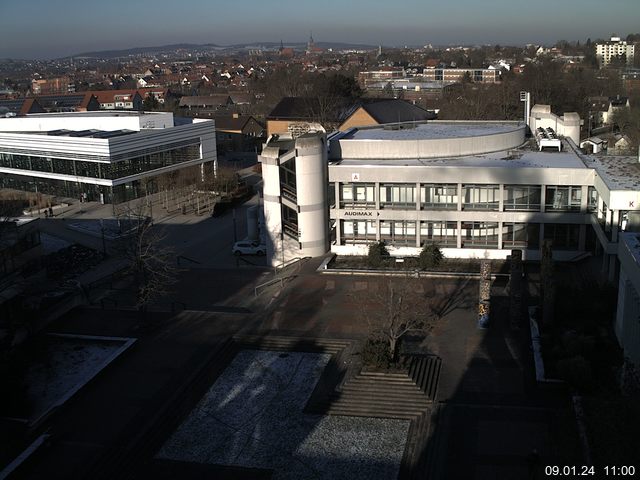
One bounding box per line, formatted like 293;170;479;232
0;98;46;116
214;113;264;155
596;37;635;67
92;90;143;110
338;99;436;131
31;77;74;95
34;93;100;113
421;68;500;83
0;111;216;203
266;97;353;137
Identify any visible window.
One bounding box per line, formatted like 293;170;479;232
545;186;582;212
587;186;598;213
420;221;457;246
503;185;541;211
421;184;458;209
340;183;375;208
282;205;298;239
503;223;540;249
543;224;579;249
461;222;499;248
380;184;415;209
341;220;377;244
280;158;296;202
380;221;416;246
463;184;499;210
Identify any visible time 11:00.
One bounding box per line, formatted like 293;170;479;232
545;466;636;476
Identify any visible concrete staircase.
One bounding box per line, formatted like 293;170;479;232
305;355;441;420
232;334;350;355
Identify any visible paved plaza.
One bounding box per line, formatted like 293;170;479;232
7;254;583;479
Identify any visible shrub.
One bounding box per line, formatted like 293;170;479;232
418;243;444;270
367;241;389;268
361;337;392;369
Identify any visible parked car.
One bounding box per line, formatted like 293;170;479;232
232;240;266;256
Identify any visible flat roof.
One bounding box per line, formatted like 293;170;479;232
333;144;588;170
342;121;523;141
585;154;640;191
8;111;167;119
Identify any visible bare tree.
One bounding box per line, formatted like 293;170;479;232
364;276;439;361
116;205;179;310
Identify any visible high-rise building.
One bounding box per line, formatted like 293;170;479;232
596;36;635;67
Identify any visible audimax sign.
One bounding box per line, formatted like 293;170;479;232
343;211;380;217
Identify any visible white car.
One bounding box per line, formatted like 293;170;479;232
232;240;266;256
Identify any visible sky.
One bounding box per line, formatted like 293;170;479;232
0;0;639;59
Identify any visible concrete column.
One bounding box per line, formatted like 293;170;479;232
334;181;340;209
540;185;546;213
416;182;421;211
612;210;620;242
294;134;329;258
376;219;381;241
498;184;504;212
375;182;380;210
597;197;605;221
335;218;342;246
605;208;612;232
578;224;586;251
457;183;463;211
539;223;545;251
498;221;504;250
580;185;589;213
457;220;462;248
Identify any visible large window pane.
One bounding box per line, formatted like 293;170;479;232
420;221;457;246
421;184;458;210
461;222;499;247
463;184;499;211
380;184;415;210
504;185;541;211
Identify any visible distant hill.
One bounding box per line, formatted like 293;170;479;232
70;41;377;59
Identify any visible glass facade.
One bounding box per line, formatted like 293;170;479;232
282;204;298;239
380;184;415;209
503;185;541;211
421;184;458;210
379;221;416;246
463;184;499;210
543;224;580;249
461;222;499;248
420;221;457;246
340;183;375;209
341;220;377;244
545;186;582;212
503;223;540;248
280;158;296;202
0;142;201;181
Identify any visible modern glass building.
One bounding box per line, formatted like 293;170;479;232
0;111;216;203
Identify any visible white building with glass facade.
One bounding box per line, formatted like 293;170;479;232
260;112;640;272
0;111;216;203
260;110;640;383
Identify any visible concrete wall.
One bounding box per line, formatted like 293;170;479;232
0;112;174;132
330;125;525;159
529;105;581;145
295;133;330;257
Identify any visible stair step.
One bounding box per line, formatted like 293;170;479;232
317;407;419;420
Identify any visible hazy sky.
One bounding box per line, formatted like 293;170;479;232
0;0;639;59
